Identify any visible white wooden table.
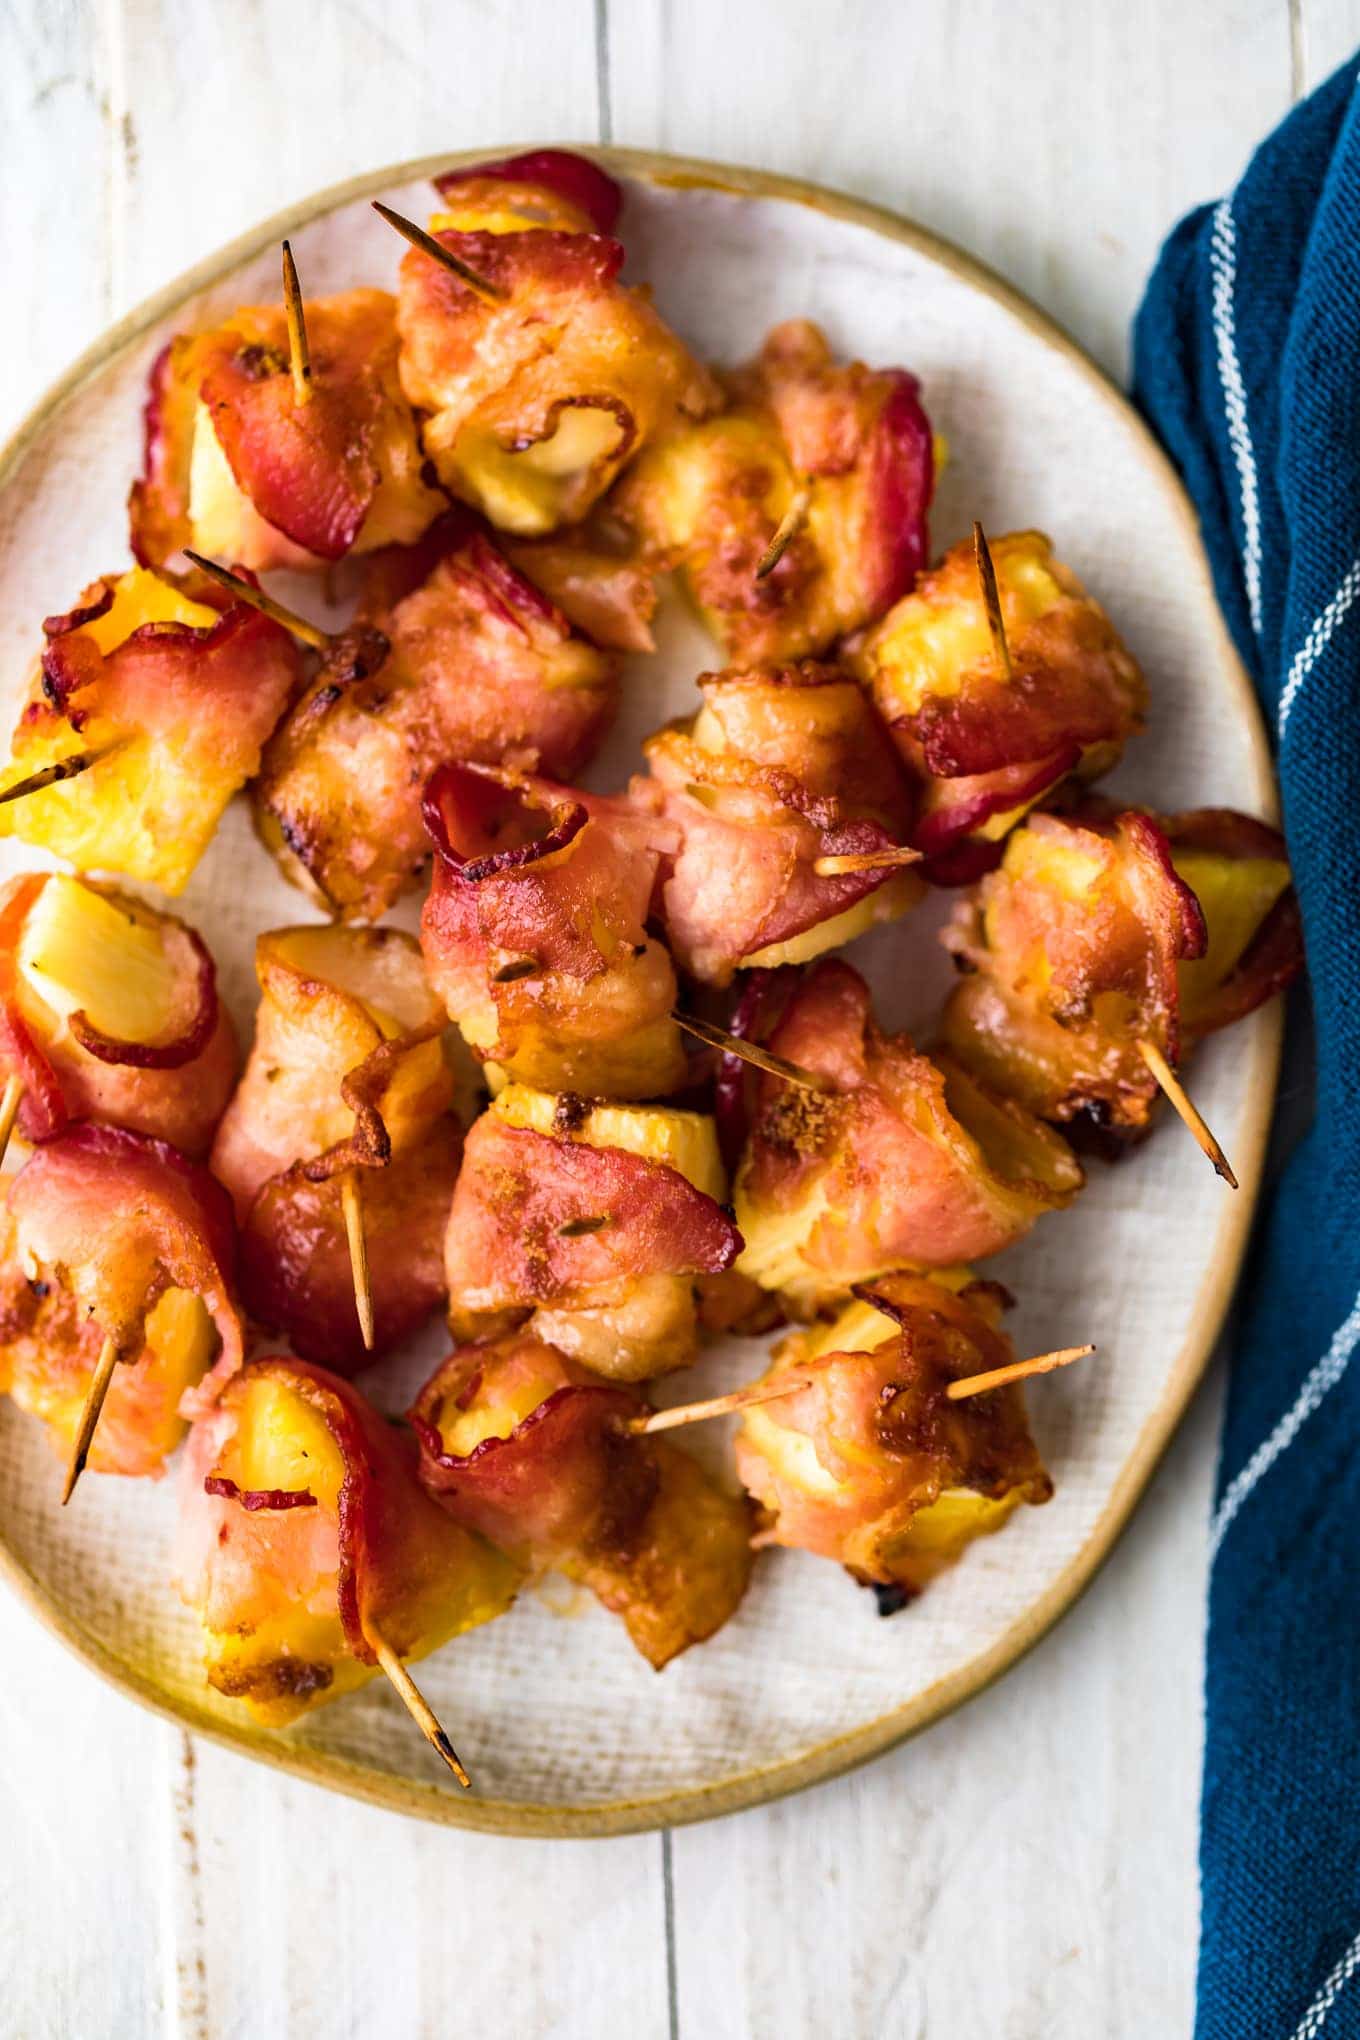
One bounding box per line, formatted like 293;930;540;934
1;5;1350;2034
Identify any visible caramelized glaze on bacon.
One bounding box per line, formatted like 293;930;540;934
443;1107;740;1379
255;525;617;921
734;1273;1051;1592
210;926;457;1369
177;1358;519;1725
632;660;922;983
618;319;933;663
730;960;1082;1308
0;1124;243;1466
413;1333;753;1667
940;802;1303;1140
849;531;1145;881
129;289;444;571
0;875;236;1156
433;150;623;235
0;574;303;894
395;219;718;535
421;762;687;1099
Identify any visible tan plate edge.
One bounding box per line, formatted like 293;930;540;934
0;146;1281;1838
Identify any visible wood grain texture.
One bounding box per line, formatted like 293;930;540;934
0;0;1341;2033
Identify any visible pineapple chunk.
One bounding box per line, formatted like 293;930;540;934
16;877;181;1044
734;1171;833;1303
81;566;219;651
445;408;626;537
769;1278;1023;1575
1173;849;1292;1001
740;877;918;970
0;568;243;895
490;1083;726;1200
867;532;1067;718
187;401;271;563
140;1289;216;1455
230;1375;345;1510
435;1356;568;1458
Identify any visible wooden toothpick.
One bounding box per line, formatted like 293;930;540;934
61;1333;121;1504
812;846;922;878
755;485;812;580
946;1343;1095;1401
370;1635;471;1787
672;1011;835;1094
629;1375;815;1434
0;1074;24;1170
182;552;332;650
371;202;506;304
1137;1038;1238;1188
340;1170;375;1352
973;521;1012;681
281;240;313;406
0;743;128;807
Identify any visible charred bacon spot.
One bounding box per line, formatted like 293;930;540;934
552;1092;593;1134
237;342;289;381
871;1581;913;1618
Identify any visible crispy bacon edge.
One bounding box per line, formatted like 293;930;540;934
434;150;623;235
199;1358;434;1665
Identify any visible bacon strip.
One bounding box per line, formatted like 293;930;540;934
395;223;718;533
733;960;1082;1303
210;926;456;1369
2;589;303;895
618;319;933;663
0;877;238;1158
633;661;920;983
5;1124;243;1407
851;531;1146;877
434;150;623;234
178;1358;519;1722
413;1334;753;1668
422;762;686;1099
129;290;443;570
734;1274;1051;1591
940;803;1302;1138
255;529;616;921
443;1114;740;1324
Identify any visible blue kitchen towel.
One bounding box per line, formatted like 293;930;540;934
1133;55;1360;2040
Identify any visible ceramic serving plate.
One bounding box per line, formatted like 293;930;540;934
0;148;1278;1836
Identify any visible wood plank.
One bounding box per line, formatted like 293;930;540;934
162;1731;672;2038
666;1376;1225;2040
605;0;1294;379
3;0;112;423
101;0;607;309
0;1594;165;2039
1298;0;1360;90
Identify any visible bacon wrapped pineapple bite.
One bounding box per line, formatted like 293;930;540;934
939;803;1303;1158
421;761;687;1099
412;1331;753;1668
129;269;445;573
0;564;302;892
444;1084;741;1381
210;926;459;1369
386;151;718;537
849;528;1146;882
725;960;1083;1313
178;1358;519;1755
254;516;617;921
616;319;934;664
733;1273;1053;1601
0;1125;243;1488
632;660;922;984
0;873;237;1159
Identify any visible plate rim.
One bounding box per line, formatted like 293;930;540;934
0;143;1281;1838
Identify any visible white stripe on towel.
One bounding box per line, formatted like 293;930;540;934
1277;556;1360;737
1209;1288;1360;1565
1209;197;1264;642
1289;1925;1360;2040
